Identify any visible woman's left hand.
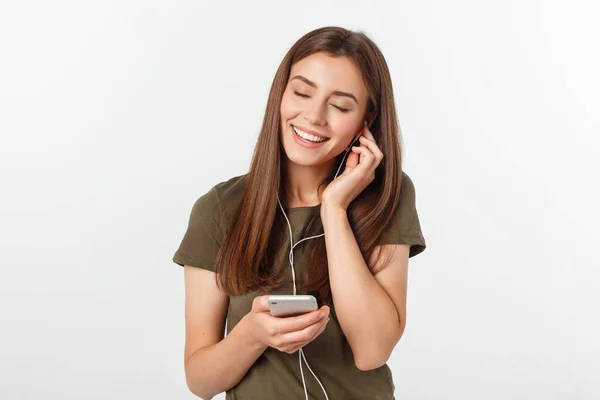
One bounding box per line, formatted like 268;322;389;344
321;126;384;211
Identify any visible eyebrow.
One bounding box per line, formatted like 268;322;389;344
289;75;359;105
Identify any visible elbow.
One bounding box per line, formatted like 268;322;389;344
354;330;404;372
188;384;215;400
354;356;389;371
186;379;215;400
185;368;217;400
354;347;392;371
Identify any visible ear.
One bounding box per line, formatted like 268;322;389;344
364;111;376;128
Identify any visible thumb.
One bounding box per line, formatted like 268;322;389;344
252;295;272;313
345;151;359;171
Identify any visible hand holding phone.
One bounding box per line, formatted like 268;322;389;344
267;295;318;317
243;295;330;354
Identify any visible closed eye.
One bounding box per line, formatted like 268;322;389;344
293;91;350;113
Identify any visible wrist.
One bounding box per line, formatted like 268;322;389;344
239;315;268;352
320;200;347;217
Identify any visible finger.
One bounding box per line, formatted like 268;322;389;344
290;319;329;353
278;314;329;343
345;133;362;151
362;127;379;145
252;295;272;313
345;149;359;169
275;306;330;334
282;318;329;353
308;316;329;341
305;315;329;342
350;145;375;168
358;136;384;162
362;127;375;140
361;130;384;159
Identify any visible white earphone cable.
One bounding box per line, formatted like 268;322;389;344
275;134;359;399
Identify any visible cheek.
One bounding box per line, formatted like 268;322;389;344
279;98;287;119
331;118;361;141
280;90;299;118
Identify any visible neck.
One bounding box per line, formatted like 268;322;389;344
281;159;335;208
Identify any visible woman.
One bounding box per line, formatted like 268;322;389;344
173;26;426;400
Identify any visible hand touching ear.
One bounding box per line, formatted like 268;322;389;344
322;125;384;211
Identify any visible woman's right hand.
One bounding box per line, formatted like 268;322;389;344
243;295;331;354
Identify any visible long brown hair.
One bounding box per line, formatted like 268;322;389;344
215;26;405;306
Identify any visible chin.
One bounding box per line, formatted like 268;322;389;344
284;151;320;167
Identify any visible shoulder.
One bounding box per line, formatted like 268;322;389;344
389;171;420;230
213;173;247;201
212;173;248;214
400;171;415;190
399;171;417;202
189;173;247;220
376;170;426;254
189;173;248;234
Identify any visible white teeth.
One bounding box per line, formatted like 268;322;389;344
293;126;327;143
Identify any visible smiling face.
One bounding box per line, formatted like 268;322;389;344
279;52;370;169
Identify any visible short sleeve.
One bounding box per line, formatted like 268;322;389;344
172;186;224;272
377;173;427;258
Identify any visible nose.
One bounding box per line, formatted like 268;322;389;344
303;101;327;126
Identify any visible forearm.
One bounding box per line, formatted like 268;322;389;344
321;204;402;369
185;315;267;399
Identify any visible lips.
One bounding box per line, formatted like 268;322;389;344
291;125;328;149
292;125;329;140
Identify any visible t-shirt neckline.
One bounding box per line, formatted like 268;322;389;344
282;203;321;213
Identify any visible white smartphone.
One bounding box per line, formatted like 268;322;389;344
267;295;318;317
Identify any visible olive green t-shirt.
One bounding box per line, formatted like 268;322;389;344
173;172;426;400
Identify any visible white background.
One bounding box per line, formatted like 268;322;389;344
1;1;598;399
